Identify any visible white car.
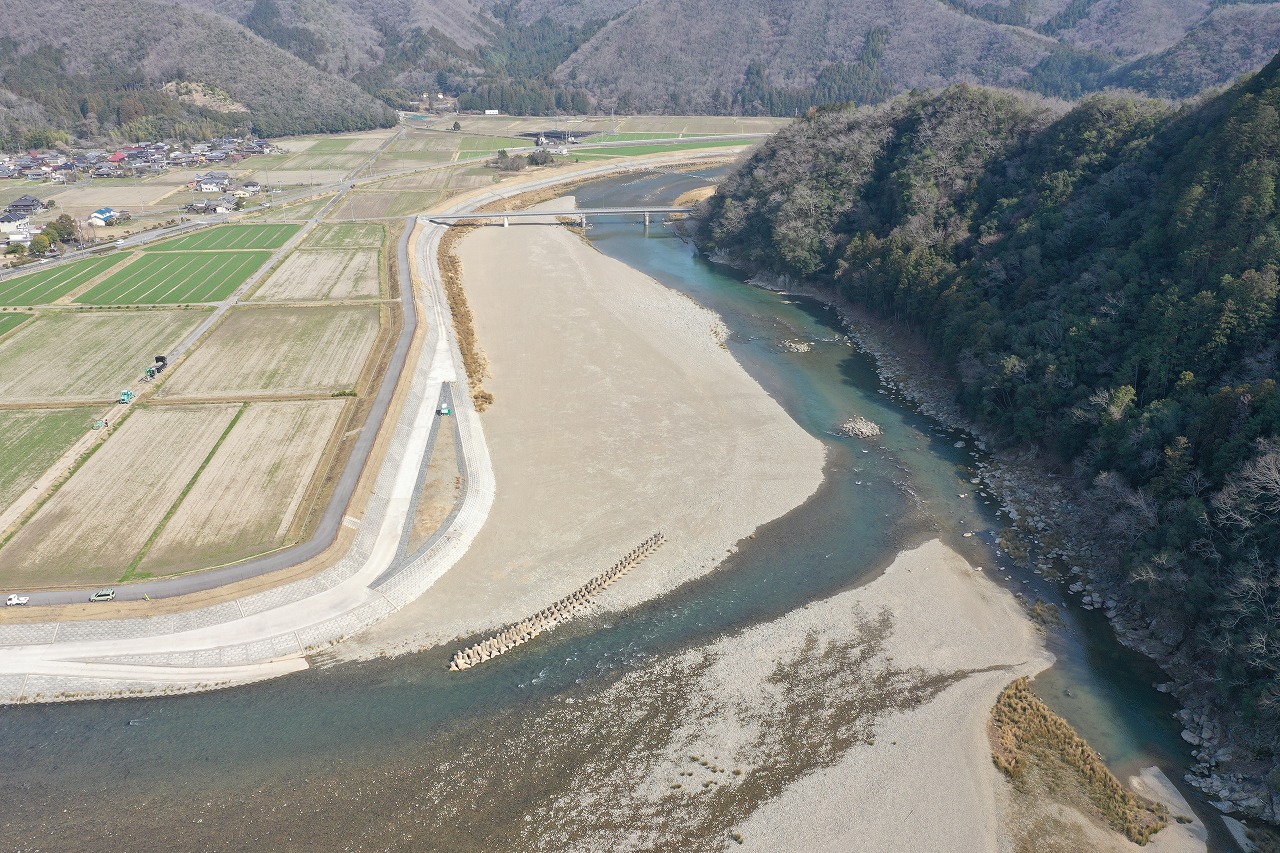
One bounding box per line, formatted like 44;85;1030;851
5;594;29;606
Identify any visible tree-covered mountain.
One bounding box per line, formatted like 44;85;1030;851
0;0;395;146
700;51;1280;781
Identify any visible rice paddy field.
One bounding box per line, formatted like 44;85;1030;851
0;310;206;403
252;249;382;301
0;404;241;586
75;251;273;304
157;305;382;399
146;224;301;252
0;254;130;306
0;408;94;513
139;399;347;573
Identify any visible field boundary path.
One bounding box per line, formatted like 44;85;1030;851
0;150;743;703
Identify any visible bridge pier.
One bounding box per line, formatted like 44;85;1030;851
502;216;509;228
580;214;587;229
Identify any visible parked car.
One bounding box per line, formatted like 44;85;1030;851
5;594;29;606
89;588;116;602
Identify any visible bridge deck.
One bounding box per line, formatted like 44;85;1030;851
424;206;692;221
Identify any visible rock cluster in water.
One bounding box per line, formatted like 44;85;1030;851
838;415;882;438
448;532;666;671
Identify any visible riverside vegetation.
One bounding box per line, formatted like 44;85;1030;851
701;50;1280;820
991;677;1169;845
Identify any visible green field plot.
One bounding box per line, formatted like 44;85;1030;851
146;223;301;252
0;408;92;512
303;222;386;249
460;136;530;153
579;139;753;156
0;254;129;306
0;313;30;337
76;251;272;304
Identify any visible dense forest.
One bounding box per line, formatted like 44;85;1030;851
701;53;1280;774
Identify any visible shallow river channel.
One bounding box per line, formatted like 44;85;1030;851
0;168;1235;851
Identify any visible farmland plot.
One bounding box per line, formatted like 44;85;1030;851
0;408;93;513
0;254;129;306
252;249;381;301
302;222;385;249
0;310;205;403
158;305;381;398
247;195;335;222
76;251;272;304
0;313;30;338
0;404;239;586
146;224;301;252
141;399;346;572
329;191;443;219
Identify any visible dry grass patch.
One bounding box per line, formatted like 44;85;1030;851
438;226;492;410
140;399;347;573
0;404;239;586
252;249;381;301
0;310;206;404
159;305;381;399
991;677;1169;845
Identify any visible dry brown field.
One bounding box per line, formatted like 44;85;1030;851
140;399;347;573
0;310;206;404
157;305;381;399
0;404;239;586
252;249;382;301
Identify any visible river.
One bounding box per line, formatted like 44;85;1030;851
0;166;1234;852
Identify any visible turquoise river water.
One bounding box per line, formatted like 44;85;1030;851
0;168;1234;851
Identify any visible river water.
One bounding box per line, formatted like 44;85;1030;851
0;168;1232;851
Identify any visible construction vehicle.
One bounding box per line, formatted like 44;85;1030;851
119;390;135;404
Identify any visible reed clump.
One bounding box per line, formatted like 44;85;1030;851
991;677;1168;844
437;226;492;411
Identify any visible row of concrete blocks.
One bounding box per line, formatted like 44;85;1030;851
449;532;666;671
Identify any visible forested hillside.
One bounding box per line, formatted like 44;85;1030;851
0;0;394;146
702;53;1280;770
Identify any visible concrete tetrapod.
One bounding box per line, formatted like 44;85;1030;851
449;533;666;671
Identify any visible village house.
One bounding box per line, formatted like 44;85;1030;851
0;210;31;245
6;194;45;216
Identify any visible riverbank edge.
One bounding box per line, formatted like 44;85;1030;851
694;238;1277;831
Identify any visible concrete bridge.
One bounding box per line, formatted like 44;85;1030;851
422;206;693;228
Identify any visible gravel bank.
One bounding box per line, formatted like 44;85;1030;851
338;201;825;658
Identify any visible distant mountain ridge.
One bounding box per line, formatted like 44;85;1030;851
2;0;1280;145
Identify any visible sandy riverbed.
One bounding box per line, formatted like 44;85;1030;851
333;200;1205;852
340;201;826;658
